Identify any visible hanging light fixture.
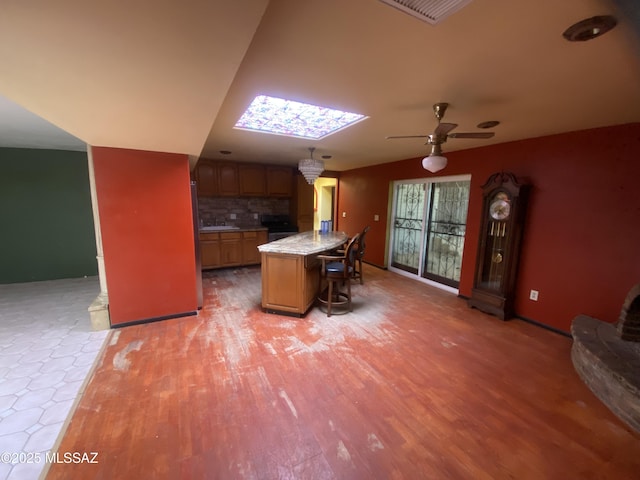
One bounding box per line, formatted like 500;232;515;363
422;143;447;173
298;147;325;184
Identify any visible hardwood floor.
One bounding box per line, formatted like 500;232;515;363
45;265;640;479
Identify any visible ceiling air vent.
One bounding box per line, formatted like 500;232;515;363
378;0;473;25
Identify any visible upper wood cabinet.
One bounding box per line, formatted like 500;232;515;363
266;166;293;197
239;164;266;196
195;160;218;197
217;163;240;196
196;160;293;198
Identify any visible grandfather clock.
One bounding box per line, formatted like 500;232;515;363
468;172;529;320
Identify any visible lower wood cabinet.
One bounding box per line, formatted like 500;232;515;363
220;232;243;267
200;233;221;268
201;229;268;270
242;230;266;264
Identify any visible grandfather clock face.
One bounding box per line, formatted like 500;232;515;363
480;190;512;291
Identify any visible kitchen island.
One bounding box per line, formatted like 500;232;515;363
258;231;348;316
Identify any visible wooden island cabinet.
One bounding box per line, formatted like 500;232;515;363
258;231;348;316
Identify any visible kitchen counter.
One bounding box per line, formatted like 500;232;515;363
257;230;347;255
258;231;348;316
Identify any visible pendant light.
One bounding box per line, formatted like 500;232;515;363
298;147;325;184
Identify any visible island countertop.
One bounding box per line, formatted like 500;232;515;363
258;231;348;255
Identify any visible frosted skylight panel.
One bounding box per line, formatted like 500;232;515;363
234;95;367;139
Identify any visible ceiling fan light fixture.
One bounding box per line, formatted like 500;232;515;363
422;142;447;172
422;155;448;173
298;147;325;184
563;15;617;42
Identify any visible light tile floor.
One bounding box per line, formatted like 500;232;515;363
0;277;110;480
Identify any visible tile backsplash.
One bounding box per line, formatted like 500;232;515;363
198;196;290;227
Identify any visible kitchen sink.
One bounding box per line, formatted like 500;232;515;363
200;225;240;231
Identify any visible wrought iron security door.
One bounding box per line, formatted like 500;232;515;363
422;180;470;287
390;183;426;274
390;177;470;288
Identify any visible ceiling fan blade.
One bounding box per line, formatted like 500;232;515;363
448;132;495;139
385;135;429;139
434;122;457;135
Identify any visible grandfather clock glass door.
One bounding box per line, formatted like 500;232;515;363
390;176;470;289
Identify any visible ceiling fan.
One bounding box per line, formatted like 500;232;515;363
386;102;495;172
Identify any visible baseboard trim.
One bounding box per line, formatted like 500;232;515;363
458;293;570;337
516;315;571;337
364;260;387;270
111;310;197;329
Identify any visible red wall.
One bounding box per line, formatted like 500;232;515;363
337;123;640;332
92;147;197;326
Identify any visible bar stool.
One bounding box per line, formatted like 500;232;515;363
331;226;371;284
352;226;370;284
317;234;360;316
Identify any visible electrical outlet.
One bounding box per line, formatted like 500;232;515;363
374;214;379;221
230;213;237;220
342;211;347;218
253;213;258;220
529;289;539;301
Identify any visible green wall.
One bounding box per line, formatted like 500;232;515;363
0;148;97;283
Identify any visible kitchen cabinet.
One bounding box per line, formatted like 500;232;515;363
266;166;293;196
195;160;238;197
242;230;268;264
196;160;292;198
195;160;218;196
239;164;266;196
258;231;348;315
220;232;242;266
217;163;240;196
201;232;221;269
200;229;267;270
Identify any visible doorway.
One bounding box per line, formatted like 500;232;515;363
313;177;337;231
389;175;471;291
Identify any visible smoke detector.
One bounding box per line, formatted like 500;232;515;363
378;0;473;25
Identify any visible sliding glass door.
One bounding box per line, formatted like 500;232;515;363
389;176;471;289
390;182;426;274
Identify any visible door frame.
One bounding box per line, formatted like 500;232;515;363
387;174;471;294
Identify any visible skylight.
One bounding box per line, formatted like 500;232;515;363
234;95;367;139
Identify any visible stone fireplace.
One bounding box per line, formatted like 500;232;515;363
571;284;640;434
618;284;640;342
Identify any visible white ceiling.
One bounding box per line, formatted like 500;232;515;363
0;0;638;171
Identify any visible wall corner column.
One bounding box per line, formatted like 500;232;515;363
87;146;110;330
